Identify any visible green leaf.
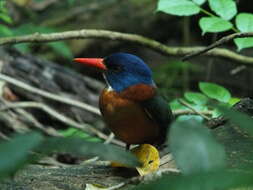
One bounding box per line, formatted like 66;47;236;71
169;99;187;111
169;119;226;175
59;128;101;142
212;108;222;118
236;12;253;33
199;82;231;102
184;92;208;105
47;42;72;59
199;17;233;35
0;25;13;37
208;0;237;20
68;0;77;5
0;132;43;179
14;43;30;53
228;97;240;106
192;0;206;5
39;138;140;167
13;24;72;57
0;13;12;24
234;38;253;51
157;0;200;16
133;170;253;190
234;13;253;51
235;13;253;32
0;1;7;13
13;24;54;35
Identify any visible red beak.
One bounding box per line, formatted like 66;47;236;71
73;58;107;71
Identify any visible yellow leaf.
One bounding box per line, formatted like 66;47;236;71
131;144;160;176
110;144;160;175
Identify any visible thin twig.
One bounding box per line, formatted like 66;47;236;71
0;97;62;137
0;29;253;65
104;132;115;144
173;109;212;117
0;101;124;147
178;99;211;120
183;32;253;62
15;109;62;137
230;65;246;75
0;73;100;115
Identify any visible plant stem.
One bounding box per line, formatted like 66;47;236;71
200;8;216;17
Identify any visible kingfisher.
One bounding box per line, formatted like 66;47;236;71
74;53;173;149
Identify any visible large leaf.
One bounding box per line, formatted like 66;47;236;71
199;17;233;35
234;13;253;51
0;132;43;179
208;0;237;20
133;170;253;190
199;82;231;102
157;0;200;16
39;137;140;167
169;119;226;175
235;13;253;32
184;92;208;105
192;0;206;5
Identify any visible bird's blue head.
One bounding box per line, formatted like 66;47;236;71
74;53;153;92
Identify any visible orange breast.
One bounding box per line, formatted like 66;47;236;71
99;88;159;144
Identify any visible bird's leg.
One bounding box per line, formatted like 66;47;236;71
125;144;131;151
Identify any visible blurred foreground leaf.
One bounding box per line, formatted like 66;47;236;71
0;132;43;180
133;169;253;190
217;105;253;136
169;119;226;175
39;137;140;167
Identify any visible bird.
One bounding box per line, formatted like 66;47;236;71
74;53;173;150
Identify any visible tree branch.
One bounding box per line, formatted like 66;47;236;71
0;73;100;115
178;99;211;121
1;29;253;65
183;32;253;61
0;101;124;147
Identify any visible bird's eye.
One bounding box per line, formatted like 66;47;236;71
107;64;122;72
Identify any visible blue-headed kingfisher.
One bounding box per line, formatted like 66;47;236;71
74;53;173;149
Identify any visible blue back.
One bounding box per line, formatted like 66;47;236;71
104;53;153;92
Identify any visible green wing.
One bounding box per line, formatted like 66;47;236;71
141;95;174;145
